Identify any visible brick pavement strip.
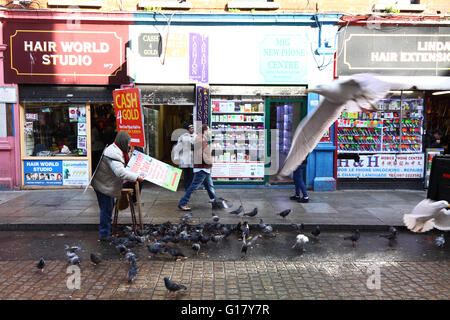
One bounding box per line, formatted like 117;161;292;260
0;260;448;300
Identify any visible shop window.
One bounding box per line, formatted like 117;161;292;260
0;103;13;137
23;103;88;157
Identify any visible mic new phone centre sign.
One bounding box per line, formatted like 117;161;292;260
337;26;450;76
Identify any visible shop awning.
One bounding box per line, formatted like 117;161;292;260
19;85;116;103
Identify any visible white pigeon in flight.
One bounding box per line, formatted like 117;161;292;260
403;199;450;233
292;234;309;251
278;73;392;177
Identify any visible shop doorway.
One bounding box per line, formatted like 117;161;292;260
267;99;306;184
90;104;116;171
142;105;193;166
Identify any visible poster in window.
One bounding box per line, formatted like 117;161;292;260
24;121;33;135
78;122;87;136
77;136;87;149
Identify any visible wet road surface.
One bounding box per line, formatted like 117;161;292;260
0;228;448;263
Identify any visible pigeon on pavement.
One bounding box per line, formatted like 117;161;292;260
115;244;128;255
435;234;445;247
311;226;321;240
164;277;187;296
292;234;309;251
36;257;45;273
128;260;138;283
379;226;398;246
65;245;82;253
165;247;186;260
277;209;291;219
180;212;193;222
68;255;81;265
291;223;305;233
212;212;220;223
344;229;360;247
404;199;450;232
125;250;137;264
240;235;260;259
229;205;243;215
243;208;258;217
259;218;273;234
90;253;102;266
192;243;201;256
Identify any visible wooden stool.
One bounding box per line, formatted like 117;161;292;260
112;188;138;234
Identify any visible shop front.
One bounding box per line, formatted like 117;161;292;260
2;11;130;189
336;22;450;189
128;13;340;189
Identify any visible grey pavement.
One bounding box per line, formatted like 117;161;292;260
0;184;428;230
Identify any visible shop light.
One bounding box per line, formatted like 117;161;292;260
432;91;450;96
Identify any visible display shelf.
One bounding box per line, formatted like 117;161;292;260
337;97;423;154
211;97;266;182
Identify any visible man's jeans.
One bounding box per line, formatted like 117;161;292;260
293;163;308;198
95;190;115;239
179;170;216;206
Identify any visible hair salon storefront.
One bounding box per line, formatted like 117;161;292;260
2;10;130;189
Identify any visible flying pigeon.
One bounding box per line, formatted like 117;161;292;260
164;277;187;296
90;253;102;266
229;205;243;215
192;243;201;256
243;208;258;217
36;257;45;273
435;234;445;247
277;74;392;177
344;229;360;247
403;199;450;232
311;226;321;240
240;235;260;259
292;234;309;252
128;260;138;283
277;209;291;219
379;226;398;246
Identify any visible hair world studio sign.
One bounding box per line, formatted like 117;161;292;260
5;28;127;84
337;26;450;76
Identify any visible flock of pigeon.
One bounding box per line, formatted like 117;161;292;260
34;203;446;297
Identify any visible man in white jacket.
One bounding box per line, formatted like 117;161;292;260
91;131;145;240
173;122;195;190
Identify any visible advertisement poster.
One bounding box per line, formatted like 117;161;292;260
127;150;181;191
337;154;425;178
212;162;265;178
24;160;89;185
24;160;63;185
77;136;87;149
113;88;145;147
62;161;89;186
78;122;87;136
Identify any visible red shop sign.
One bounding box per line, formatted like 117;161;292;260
5;27;128;84
113;88;145;147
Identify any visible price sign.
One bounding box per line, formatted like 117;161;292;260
113;88;145;147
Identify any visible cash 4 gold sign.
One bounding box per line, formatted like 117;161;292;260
5;27;127;84
113;88;145;147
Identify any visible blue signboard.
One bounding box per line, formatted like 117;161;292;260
24;160;63;185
